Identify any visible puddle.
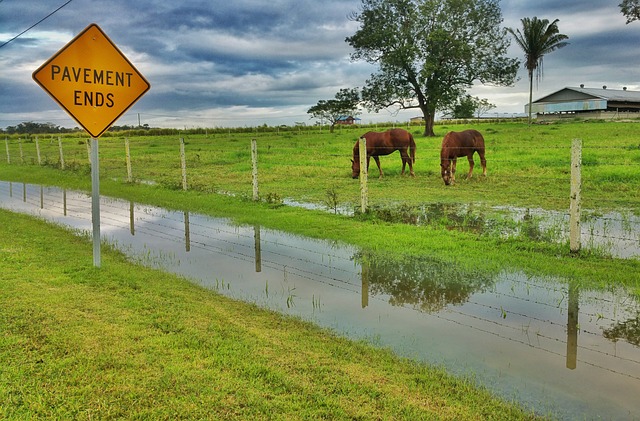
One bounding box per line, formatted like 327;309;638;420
363;202;640;259
1;181;639;420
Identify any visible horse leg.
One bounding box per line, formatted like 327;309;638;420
400;149;415;177
373;156;383;178
451;158;457;184
479;150;487;176
467;153;475;179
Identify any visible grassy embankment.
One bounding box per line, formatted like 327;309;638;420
0;209;541;419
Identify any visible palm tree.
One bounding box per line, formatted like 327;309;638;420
507;17;569;124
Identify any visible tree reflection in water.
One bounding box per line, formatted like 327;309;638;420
603;315;640;347
353;250;495;312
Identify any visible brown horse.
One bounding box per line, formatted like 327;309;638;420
351;128;416;179
440;129;486;185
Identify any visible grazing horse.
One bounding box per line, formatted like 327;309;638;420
351;128;416;179
440;129;487;185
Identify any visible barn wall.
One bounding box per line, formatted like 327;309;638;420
537;110;640;121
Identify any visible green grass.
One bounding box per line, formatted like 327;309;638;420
0;209;541;419
5;120;640;211
2;121;639;293
2;120;639;418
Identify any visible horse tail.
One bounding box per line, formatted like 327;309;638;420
473;130;486;151
409;133;416;163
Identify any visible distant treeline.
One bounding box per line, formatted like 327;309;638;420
2;118;526;138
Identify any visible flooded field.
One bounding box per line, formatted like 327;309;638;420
1;180;639;420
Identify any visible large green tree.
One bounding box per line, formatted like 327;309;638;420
346;0;518;136
307;88;361;133
507;17;569;124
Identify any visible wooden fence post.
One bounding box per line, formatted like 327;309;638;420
35;136;41;165
569;138;582;253
58;136;65;170
86;139;91;163
179;138;188;191
5;137;10;164
251;138;259;201
359;136;368;213
125;137;133;183
18;138;24;164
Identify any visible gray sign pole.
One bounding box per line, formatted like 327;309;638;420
90;137;101;267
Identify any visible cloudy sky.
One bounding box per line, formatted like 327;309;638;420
1;0;638;130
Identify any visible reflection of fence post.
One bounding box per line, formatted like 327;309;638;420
58;137;65;170
129;201;135;235
359;136;368;213
180;138;188;191
251;138;259;201
566;283;579;369
361;261;369;309
570;138;582;253
184;211;190;252
4;137;9;163
125;137;133;183
35;136;41;165
254;224;262;272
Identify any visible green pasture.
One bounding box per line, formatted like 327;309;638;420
4;120;640;212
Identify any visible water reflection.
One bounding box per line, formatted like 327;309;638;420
368;202;640;259
355;251;494;312
1;181;639;420
604;314;640;346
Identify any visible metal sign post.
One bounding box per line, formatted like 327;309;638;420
33;23;150;267
90;138;101;267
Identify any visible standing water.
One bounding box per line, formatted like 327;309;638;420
1;181;639;420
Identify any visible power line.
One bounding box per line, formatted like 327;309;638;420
0;0;74;49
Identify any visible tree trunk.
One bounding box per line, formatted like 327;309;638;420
421;108;436;137
527;71;533;125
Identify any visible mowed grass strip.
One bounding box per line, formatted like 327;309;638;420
0;209;541;420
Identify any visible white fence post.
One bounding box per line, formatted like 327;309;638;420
35;136;41;165
359;136;368;213
251;138;259;201
125;137;133;183
180;138;188;191
58;137;65;170
569;138;582;253
5;137;10;164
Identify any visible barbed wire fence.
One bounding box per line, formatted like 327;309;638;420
2;129;639;257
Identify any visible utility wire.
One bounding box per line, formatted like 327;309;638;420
0;0;73;49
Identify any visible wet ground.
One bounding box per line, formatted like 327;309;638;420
1;181;639;420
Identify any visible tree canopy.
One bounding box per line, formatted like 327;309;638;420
307;88;361;132
445;95;496;119
620;0;640;23
346;0;519;136
507;17;569;124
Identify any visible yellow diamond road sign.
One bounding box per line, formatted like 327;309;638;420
33;23;150;138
